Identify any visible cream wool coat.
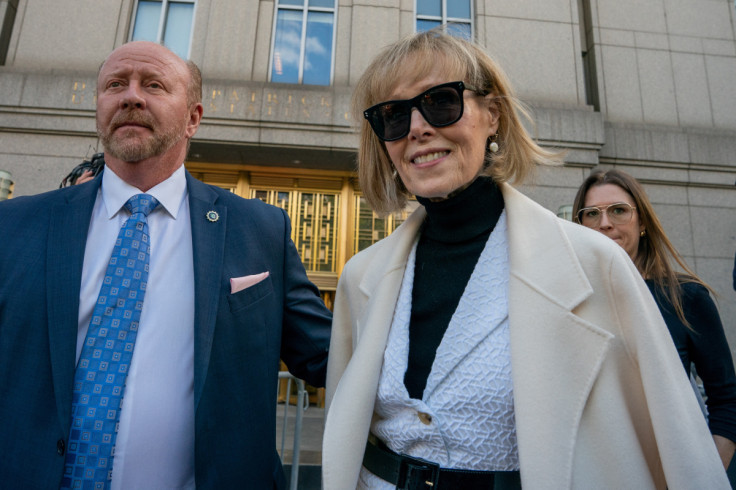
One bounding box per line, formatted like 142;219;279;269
323;183;729;489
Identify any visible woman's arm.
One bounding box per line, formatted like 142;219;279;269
684;283;736;452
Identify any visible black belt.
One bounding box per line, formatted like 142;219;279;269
362;435;521;490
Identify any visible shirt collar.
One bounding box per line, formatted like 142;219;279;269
101;165;188;220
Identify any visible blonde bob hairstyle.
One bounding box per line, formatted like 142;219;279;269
572;169;713;327
352;29;562;214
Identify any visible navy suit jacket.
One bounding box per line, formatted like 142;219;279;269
0;170;332;488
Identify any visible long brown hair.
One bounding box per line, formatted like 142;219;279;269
352;28;562;215
572;169;712;326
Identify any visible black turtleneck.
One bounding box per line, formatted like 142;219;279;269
404;177;505;400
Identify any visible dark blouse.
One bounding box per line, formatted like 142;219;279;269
646;279;736;442
404;177;504;399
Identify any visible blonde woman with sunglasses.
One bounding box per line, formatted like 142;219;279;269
322;29;728;489
573;169;736;477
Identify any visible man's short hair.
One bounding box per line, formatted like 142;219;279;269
185;60;202;107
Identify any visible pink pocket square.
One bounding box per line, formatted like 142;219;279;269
230;272;269;294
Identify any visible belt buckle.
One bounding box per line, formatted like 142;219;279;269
396;454;440;490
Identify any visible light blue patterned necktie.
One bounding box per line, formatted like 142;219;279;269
61;193;159;490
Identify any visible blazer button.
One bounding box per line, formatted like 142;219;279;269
417;412;432;425
57;439;65;456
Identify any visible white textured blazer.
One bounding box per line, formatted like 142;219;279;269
323;183;729;489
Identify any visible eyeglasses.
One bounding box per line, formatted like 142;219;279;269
576;202;637;226
363;81;480;142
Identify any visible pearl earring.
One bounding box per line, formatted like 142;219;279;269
489;134;499;153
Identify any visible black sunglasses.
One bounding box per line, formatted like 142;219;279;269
363;81;481;142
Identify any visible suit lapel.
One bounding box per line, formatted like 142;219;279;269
44;173;228;431
186;172;227;410
47;179;101;431
502;184;612;486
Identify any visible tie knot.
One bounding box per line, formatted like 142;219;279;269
125;193;159;217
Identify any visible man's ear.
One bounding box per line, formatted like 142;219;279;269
186;103;204;138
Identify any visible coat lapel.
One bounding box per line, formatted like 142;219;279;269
47;178;101;432
502;184;612;486
355;208;426;348
349;208;425;399
185;172;227;410
323;208;424;490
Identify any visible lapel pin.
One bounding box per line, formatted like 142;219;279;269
206;210;219;222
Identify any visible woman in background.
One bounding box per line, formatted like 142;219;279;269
573;168;736;473
321;29;728;489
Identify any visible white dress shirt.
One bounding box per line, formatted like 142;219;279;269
77;165;195;489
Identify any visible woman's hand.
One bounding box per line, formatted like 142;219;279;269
75;169;95;185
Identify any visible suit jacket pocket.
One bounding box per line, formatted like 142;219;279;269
227;275;274;313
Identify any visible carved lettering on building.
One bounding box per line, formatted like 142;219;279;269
71;81;95;105
204;86;338;121
207;88;257;116
264;91;332;120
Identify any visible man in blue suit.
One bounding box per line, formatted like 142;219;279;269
0;41;331;488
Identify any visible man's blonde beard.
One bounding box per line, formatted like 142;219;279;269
98;111;187;163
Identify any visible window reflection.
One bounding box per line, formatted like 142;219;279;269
131;0;194;59
163;3;194;58
303;12;333;85
447;1;471;19
417;19;441;32
270;0;336;85
132;1;162;42
309;0;334;7
272;10;302;83
417;0;441;17
416;0;472;40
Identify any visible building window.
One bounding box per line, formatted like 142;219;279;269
416;0;472;39
270;0;336;86
130;0;195;59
